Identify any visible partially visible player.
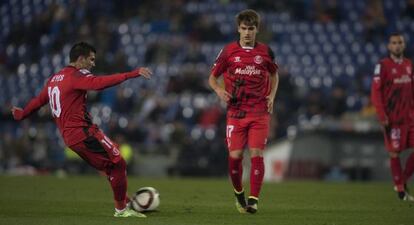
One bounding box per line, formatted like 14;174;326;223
11;42;153;217
209;9;279;213
371;33;414;201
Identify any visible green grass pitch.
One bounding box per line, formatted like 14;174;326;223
0;175;412;225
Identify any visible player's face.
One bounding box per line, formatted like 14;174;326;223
80;52;96;70
238;22;257;46
388;35;405;58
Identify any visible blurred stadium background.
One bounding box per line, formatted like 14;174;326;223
1;0;414;181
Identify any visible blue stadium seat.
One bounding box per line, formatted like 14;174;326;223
294;76;306;88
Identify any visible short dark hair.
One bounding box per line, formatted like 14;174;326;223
388;32;404;41
69;42;96;62
236;9;260;27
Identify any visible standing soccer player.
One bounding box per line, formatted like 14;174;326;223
11;42;153;217
371;33;414;201
209;9;279;214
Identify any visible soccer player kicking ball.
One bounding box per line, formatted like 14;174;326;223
371;33;414;201
209;9;279;213
11;42;152;217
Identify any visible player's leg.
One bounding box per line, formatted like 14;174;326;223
229;150;247;212
390;151;414;201
404;125;414;185
81;134;128;209
246;114;270;214
70;136;145;217
246;148;263;214
384;126;409;200
401;124;414;201
389;152;405;197
111;159;145;217
228;150;244;194
226;117;248;212
403;150;414;184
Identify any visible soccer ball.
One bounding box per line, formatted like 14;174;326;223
131;187;160;212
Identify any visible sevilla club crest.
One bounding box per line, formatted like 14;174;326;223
254;55;263;64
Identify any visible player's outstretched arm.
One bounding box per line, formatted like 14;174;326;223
74;67;152;91
209;73;231;102
266;72;279;114
11;86;49;121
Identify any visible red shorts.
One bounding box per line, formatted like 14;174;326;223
226;113;270;151
383;124;414;152
69;130;122;172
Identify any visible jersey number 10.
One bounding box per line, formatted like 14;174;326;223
48;86;62;118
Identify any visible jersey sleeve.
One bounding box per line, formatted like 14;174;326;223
72;70;139;91
21;82;50;119
211;46;228;77
370;62;387;122
267;46;278;74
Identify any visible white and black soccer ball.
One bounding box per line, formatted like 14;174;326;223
131;187;160;212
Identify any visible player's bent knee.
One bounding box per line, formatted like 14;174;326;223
229;150;243;159
249;148;263;157
116;157;127;169
108;157;127;173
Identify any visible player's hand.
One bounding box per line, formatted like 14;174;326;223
11;106;24;121
380;118;389;127
266;95;275;113
378;114;389;127
137;67;152;79
215;87;231;102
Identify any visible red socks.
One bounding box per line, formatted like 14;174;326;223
404;152;414;183
390;157;404;192
228;156;243;192
108;158;128;210
229;156;265;198
250;156;264;198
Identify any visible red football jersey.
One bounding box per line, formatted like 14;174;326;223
371;57;414;124
211;41;278;114
19;66;140;146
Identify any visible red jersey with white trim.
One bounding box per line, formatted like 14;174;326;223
211;41;278;114
371;57;414;124
19;66;140;146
